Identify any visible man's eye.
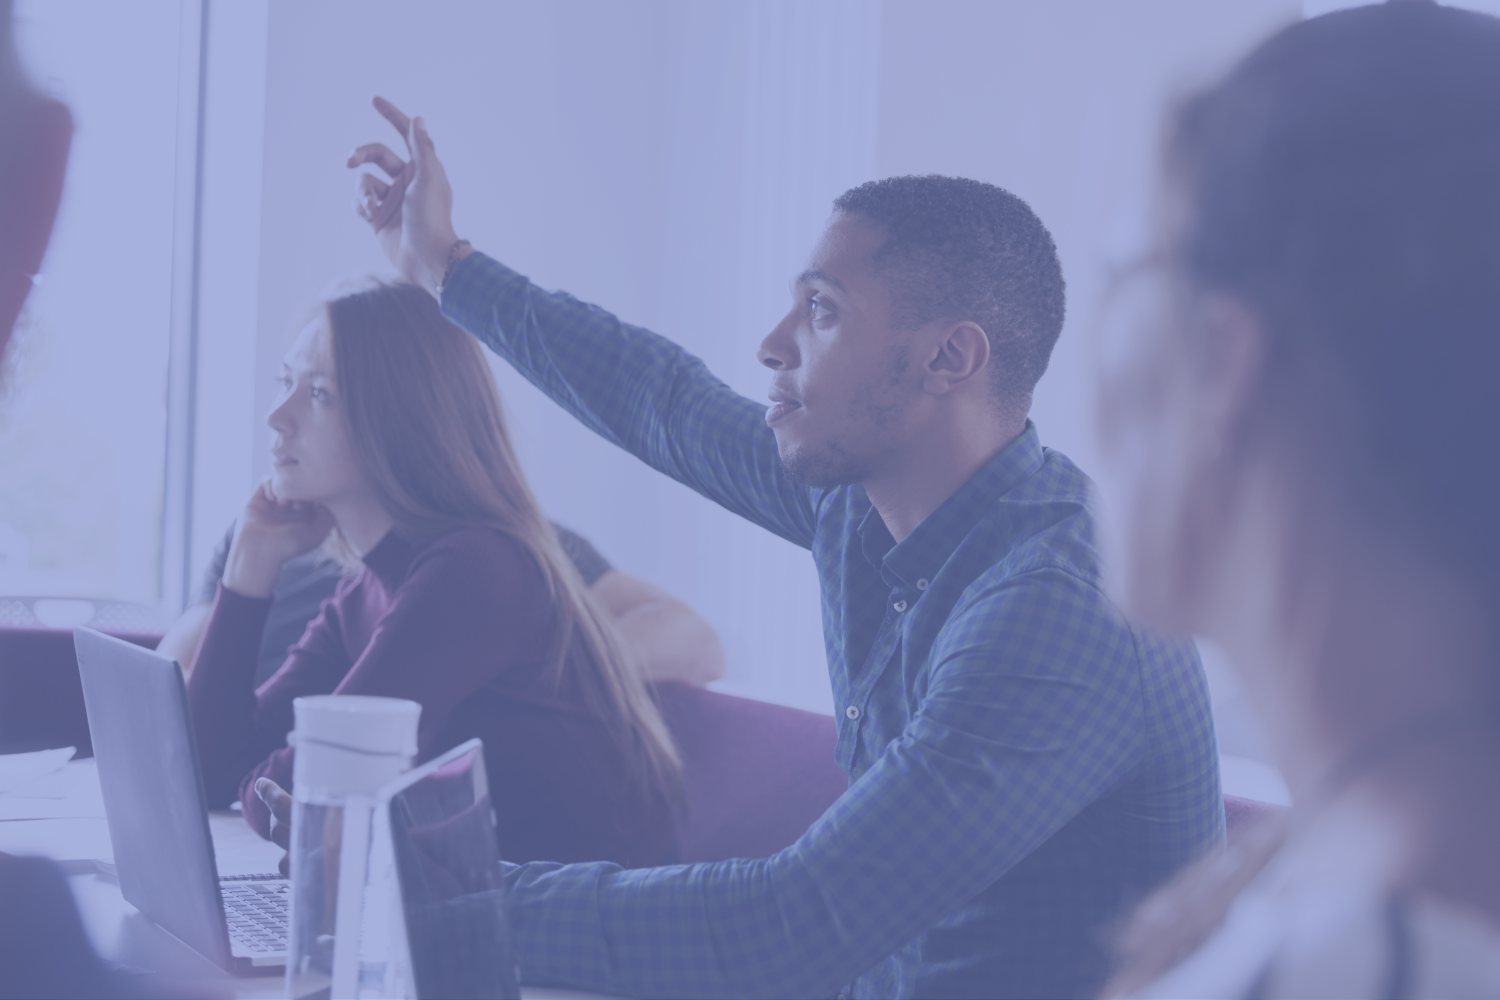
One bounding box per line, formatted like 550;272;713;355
275;375;292;391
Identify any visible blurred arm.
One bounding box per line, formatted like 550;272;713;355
590;570;725;685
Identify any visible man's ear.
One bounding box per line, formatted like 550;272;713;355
922;321;991;396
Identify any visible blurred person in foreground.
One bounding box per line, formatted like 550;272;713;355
0;3;102;1000
299;92;1225;997
0;0;68;351
1098;2;1500;996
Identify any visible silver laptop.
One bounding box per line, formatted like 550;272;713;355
73;627;287;973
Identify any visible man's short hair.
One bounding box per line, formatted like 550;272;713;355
833;175;1066;409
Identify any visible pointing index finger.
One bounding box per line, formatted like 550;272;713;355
373;96;412;145
255;777;293;819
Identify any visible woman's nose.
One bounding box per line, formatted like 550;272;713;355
266;392;295;432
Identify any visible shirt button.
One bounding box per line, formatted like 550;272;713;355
845;705;861;721
893;599;908;612
916;578;929;590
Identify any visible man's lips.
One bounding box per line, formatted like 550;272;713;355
271;451;298;467
765;394;802;427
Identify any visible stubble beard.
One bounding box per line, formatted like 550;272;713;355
778;344;914;489
778;439;868;489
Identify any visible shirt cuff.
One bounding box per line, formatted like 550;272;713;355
438;250;523;332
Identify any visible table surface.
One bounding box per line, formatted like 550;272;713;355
1;748;1286;998
0;756;605;999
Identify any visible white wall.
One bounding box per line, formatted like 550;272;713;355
877;0;1302;482
199;0;1307;713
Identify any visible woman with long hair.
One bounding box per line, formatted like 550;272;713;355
186;281;679;868
1098;2;1500;995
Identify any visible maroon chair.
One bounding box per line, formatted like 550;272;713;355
652;681;848;863
0;624;161;757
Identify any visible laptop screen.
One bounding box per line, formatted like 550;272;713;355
385;742;518;1000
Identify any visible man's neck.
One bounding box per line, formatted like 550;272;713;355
863;414;1024;542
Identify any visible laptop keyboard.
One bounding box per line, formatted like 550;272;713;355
221;877;289;954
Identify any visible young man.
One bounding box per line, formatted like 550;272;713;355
328;99;1221;998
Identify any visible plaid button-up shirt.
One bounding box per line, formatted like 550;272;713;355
443;252;1222;999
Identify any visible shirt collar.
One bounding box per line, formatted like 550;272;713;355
359;528;423;590
857;421;1045;591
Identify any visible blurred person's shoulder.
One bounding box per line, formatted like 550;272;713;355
1253;891;1500;999
1140;815;1500;999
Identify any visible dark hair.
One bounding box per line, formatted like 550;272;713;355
832;175;1066;409
1169;0;1500;593
1109;4;1500;992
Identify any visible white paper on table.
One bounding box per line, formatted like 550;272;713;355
0;817;113;864
0;759;106;821
0;795;108;821
0;747;76;793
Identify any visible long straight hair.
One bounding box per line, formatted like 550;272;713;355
322;281;680;798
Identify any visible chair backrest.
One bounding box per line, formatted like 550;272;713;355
652;682;848;863
0;596;167;633
0;626;160;756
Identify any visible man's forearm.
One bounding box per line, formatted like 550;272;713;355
497;574;1158;999
439;251;818;547
501;852;875;999
440;251;732;461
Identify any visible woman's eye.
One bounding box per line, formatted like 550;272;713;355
275;375;292;391
809;297;831;321
310;386;326;400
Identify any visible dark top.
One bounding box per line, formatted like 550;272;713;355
440;251;1223;1000
196;522;612;688
184;524;670;869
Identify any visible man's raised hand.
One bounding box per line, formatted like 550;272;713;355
348;97;461;297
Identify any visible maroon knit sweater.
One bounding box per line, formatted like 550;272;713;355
184;525;673;869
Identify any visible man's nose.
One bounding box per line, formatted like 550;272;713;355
758;309;799;370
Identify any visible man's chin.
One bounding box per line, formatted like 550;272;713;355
777;443;865;489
